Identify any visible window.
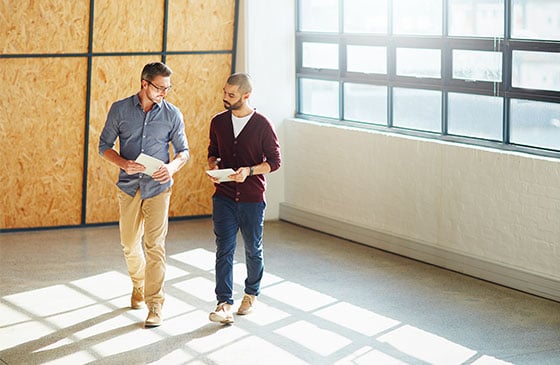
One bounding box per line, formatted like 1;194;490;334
344;83;387;124
512;51;560;92
449;0;504;37
299;78;339;119
452;50;502;82
393;88;441;132
392;0;442;36
396;48;441;79
347;45;386;74
296;0;560;157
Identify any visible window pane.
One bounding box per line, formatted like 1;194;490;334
396;48;441;78
448;0;504;37
510;99;560;150
448;93;503;140
347;45;387;74
300;78;339;119
453;50;502;82
302;42;339;70
344;83;387;124
512;0;560;41
393;88;442;132
299;0;338;32
393;0;442;35
512;51;560;92
344;0;387;34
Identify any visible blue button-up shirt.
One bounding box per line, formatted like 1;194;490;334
99;94;189;199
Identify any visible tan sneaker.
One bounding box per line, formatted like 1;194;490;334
131;287;144;309
237;294;256;315
209;302;234;324
145;304;162;327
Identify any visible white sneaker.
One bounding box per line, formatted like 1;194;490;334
209;302;234;324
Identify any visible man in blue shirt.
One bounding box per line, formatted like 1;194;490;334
99;62;189;327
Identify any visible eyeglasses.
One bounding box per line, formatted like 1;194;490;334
144;79;172;93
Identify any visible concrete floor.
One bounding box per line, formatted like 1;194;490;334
0;218;559;365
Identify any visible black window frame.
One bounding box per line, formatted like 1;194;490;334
295;0;560;158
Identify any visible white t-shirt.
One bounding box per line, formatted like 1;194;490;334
232;111;255;138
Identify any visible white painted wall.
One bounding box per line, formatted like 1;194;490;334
282;119;560;282
235;0;294;219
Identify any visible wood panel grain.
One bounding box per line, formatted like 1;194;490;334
0;0;89;54
0;58;87;229
92;0;164;53
167;0;236;51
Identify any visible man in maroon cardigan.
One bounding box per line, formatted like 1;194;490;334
206;73;281;324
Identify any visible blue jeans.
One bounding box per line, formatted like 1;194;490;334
212;195;266;305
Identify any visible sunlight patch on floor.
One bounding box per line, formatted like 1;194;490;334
378;324;477;364
4;285;98;317
314;301;401;336
0;247;516;364
274;320;352;356
207;335;308;365
263;281;337;311
172;276;219;302
334;346;408;365
170;248;216;271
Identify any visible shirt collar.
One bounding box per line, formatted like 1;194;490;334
134;93;162;111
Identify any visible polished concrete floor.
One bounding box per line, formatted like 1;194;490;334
1;218;559;365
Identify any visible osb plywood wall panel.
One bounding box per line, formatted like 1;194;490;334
0;58;87;229
92;0;164;53
166;54;233;217
86;56;161;224
168;0;236;51
0;0;236;229
0;0;89;54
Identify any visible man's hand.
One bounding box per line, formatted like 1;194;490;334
152;165;172;184
228;167;251;183
207;157;221;184
123;160;146;175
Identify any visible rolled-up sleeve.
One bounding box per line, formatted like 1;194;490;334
170;111;190;159
98;104;119;156
263;123;281;172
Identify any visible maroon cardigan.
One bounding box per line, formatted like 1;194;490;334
208;109;281;203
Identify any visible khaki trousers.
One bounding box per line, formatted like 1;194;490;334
117;188;171;307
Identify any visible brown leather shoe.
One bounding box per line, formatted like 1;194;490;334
131;287;144;309
237;294;256;315
145;304;162;327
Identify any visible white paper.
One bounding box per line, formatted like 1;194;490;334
135;153;164;176
206;168;236;182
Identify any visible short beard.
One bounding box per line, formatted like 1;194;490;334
224;97;243;111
